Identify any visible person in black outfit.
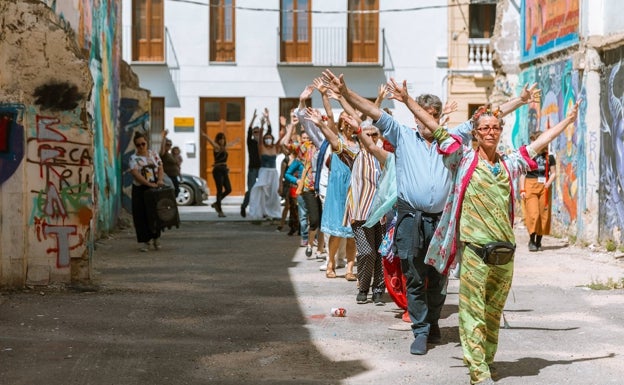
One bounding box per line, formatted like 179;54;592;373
160;130;181;196
203;131;240;217
129;131;165;251
241;109;264;217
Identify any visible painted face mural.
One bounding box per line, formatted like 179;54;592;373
600;59;624;241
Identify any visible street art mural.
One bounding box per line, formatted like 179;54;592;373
0;105;25;185
521;0;579;62
25;104;93;269
513;59;586;236
47;0;122;233
600;49;624;243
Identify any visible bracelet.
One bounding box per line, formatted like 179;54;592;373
321;115;328;122
520;190;526;193
355;126;362;135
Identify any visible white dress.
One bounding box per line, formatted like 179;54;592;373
248;154;282;219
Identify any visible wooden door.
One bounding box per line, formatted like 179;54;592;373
132;0;164;62
280;0;311;62
347;0;379;63
200;98;245;197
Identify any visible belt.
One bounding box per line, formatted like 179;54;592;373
465;242;515;265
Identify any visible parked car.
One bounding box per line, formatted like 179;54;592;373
176;174;209;206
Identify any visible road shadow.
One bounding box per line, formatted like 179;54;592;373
0;221;367;385
493;353;616;380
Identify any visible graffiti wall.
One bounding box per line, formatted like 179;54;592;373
25;102;93;272
46;0;122;235
513;58;587;236
521;0;579;62
599;48;624;243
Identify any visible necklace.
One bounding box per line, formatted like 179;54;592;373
482;158;501;176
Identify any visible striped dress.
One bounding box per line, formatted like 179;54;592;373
344;148;381;224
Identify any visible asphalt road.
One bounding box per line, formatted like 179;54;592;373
1;202;624;385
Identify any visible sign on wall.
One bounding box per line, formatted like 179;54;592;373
174;117;195;132
521;0;580;62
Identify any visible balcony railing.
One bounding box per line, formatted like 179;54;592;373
278;27;385;67
467;38;493;70
121;25;180;94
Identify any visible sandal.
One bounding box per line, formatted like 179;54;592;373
345;272;357;281
326;270;336;278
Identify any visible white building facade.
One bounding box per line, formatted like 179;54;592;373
122;0;449;198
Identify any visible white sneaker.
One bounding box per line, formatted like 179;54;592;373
319;261;328;271
139;243;150;252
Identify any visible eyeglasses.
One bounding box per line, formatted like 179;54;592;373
366;133;379;137
476;126;502;134
135;142;147;147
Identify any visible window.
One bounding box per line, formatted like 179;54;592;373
132;0;164;62
150;97;165;147
347;0;379;63
469;3;496;38
210;0;236;62
280;0;311;62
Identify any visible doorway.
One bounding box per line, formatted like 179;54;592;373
200;98;246;197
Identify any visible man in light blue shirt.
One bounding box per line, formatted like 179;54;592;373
323;69;538;356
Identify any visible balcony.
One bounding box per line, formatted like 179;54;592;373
277;27;386;67
122;25;180;106
467;38;493;71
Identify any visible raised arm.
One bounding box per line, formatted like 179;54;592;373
360;84;388;121
304;107;340;151
201;130;220;150
248;109;257;130
296;85;325;147
226;137;241;148
529;100;580;154
313;77;337;134
439;100;458;126
322;69;383;121
263;108;272;136
344;113;388;164
498;83;541;117
280;121;296;153
386;78;439;135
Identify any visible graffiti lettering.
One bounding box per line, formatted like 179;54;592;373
43;224;77;268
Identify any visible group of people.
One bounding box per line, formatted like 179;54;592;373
232;70;575;385
127;68;577;385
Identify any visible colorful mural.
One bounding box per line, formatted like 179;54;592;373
0;105;25;185
599;48;624;243
25;105;93;269
521;0;580;62
513;59;586;235
47;0;122;234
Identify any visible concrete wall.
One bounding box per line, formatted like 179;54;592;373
0;0;94;286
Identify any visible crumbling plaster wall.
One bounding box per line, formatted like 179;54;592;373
0;0;94;287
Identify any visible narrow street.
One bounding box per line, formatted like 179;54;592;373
1;203;623;385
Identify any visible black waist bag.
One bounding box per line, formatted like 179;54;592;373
466;241;515;265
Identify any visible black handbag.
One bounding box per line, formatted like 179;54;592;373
466;241;515;265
